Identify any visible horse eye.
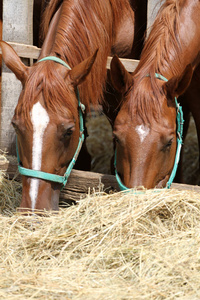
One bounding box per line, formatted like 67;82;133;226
11;120;20;133
113;133;120;144
163;138;174;151
63;127;74;138
11;121;16;129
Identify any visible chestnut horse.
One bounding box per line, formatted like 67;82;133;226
110;0;200;190
0;0;137;211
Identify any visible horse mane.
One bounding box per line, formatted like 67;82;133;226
40;0;132;110
129;0;182;123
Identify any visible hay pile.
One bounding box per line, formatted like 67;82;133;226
0;168;200;299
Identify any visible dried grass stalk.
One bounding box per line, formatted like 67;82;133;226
0;172;200;299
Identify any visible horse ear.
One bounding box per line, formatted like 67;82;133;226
69;49;98;86
110;55;133;94
0;41;28;84
163;64;193;100
38;5;62;59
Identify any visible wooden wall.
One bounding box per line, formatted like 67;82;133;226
147;0;162;36
0;0;33;154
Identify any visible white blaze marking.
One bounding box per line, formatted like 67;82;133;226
135;124;150;143
29;102;49;210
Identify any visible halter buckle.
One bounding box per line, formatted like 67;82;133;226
80;103;85;113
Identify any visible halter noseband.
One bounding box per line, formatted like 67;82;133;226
114;73;184;191
16;56;85;188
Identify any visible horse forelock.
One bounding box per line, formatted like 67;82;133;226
15;62;78;128
41;0;132;108
127;76;164;125
127;0;182;123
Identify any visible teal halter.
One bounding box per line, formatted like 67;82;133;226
16;56;85;188
114;73;184;191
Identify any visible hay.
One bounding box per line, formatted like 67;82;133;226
0;166;200;299
0;153;21;215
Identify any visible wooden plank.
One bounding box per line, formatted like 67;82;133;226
0;157;199;204
0;42;139;72
0;157;119;203
5;42;41;60
106;56;139;72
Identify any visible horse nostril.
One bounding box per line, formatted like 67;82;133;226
156;175;169;188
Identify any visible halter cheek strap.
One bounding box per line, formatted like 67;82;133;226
114;73;184;191
16;56;85;189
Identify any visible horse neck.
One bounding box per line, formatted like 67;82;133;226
136;0;200;81
177;1;200;69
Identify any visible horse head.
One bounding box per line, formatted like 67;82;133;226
110;55;193;190
0;41;97;211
